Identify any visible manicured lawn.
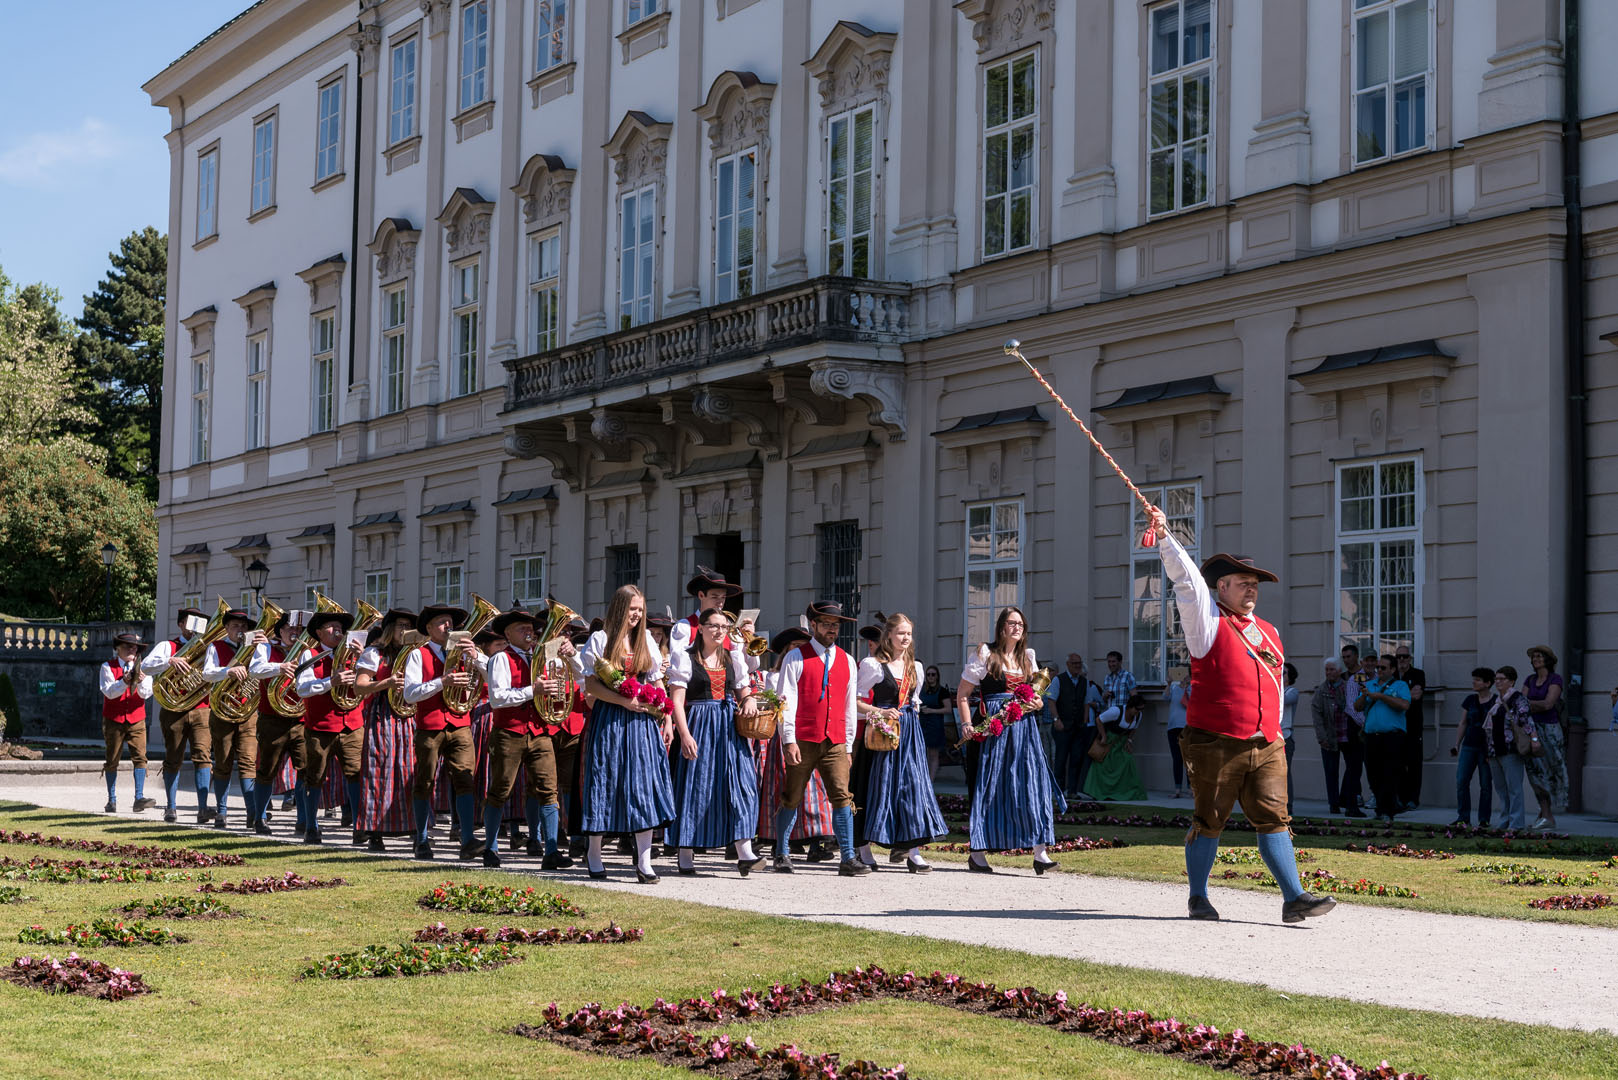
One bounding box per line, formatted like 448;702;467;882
0;801;1613;1079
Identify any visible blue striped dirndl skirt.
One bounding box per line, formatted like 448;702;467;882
670;697;759;848
358;696;415;835
317;754;345;809
969;693;1066;851
581;700;676;834
273;755;297;796
862;705;948;849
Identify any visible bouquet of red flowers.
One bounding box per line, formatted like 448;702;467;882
957;674;1049;743
594;659;671;721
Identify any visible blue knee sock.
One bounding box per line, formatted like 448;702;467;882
1256;830;1305;902
412;798;432;844
295;782;312;831
195;766;212;810
212;770;230;815
1185;834;1219;898
345;778;362;825
482;801;503;854
455;793;476;846
832;806;856;863
164;770;180;811
539;804;560;855
104;770;117;801
525;798;541;842
774;808;798;852
239;777;254;817
132;767;146;801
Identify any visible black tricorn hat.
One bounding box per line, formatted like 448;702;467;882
418;604;470;630
491;607;540;637
307;609;355;633
1199;553;1279;588
804;600;856;622
769;627;811;654
646;611;675;630
686;565;744;598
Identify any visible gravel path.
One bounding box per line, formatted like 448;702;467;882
6;771;1615;1034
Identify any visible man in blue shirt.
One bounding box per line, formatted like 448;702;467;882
1356;654;1410;823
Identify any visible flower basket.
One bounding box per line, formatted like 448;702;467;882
736;689;782;741
863;713;901;752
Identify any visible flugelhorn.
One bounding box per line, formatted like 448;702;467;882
722;612;770;656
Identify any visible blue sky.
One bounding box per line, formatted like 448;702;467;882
0;1;249;315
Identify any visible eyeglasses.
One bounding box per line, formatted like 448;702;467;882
1395;654;1411;661
1376;664;1392;671
701;622;728;631
1003;620;1024;629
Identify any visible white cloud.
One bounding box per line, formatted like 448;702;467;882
0;118;131;188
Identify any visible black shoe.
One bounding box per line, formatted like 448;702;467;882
541;852;574;870
482;849;503;868
568;838;587;858
1328;806;1341;815
738;856;764;877
905;858;932;874
1341;805;1366;818
351;829;365;846
509;829;525;850
724;842;739;859
634;868;660;884
458;841;482;861
303;828;322;845
197;808;214;825
252;820;272;836
367;834;385;853
341;805;354;827
677;867;698;876
133;797;156;812
1033;857;1058;876
838;858;872;877
888;848;908;864
967;857;994;874
163;809;179;823
805;843;835;864
292;824;307;836
772;853;794;874
213;814;228;830
526;839;544;857
1188;895;1220;921
588;868;608;880
414;842;434;861
1282;891;1337;924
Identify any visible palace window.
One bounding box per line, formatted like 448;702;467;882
311;313;335;433
434;563;464;606
1337;457;1421;657
1130;482;1200;683
382;286;407;414
389;38;418;145
964;501;1022;650
363;571;392;610
626;0;661;26
512;555;546;606
1147;0;1214;216
251;113;277;215
1352;0;1433;165
191;356;210;464
982;51;1037;257
196;147;218;240
451;260;480;396
304;582;328;610
536;0;568;73
715;148;757;302
825;104;874;279
527;230;561;353
245;333;268;450
459;1;490;111
608;544;641;603
315;77;343;182
618;185;655;329
816;520;863;652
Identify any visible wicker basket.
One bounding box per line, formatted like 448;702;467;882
863;714;901;752
735;706;779;742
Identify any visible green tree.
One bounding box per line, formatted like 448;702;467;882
0;270;103;465
0;442;156;622
75;227;166;499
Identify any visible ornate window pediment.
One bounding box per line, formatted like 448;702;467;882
436;186;494;258
604;110;672;189
368;217;420;284
954;0;1053;57
804;20;895;111
511;153;576;227
695;70;775;156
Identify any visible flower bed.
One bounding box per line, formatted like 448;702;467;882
1343;844;1454;860
302;940;521;980
18;919;185;948
118;895;241;920
0;829;244;868
0;856;202;885
514;964;1428;1080
5;953;152;1000
935;794;1106;816
1456;861;1541;875
1214;848;1315;866
1190;868;1419;898
1602;856;1618;870
0;886;27;904
924;835;1125;856
197;872;347;894
414;922;642;946
418;882;585;918
1496;869;1602;888
1526;893;1612;911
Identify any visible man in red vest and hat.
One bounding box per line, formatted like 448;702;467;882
1148;504;1335;924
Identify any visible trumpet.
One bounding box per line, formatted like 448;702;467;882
722;612;770;656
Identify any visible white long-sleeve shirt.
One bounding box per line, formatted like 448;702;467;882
139;635;187;676
401;641;449;703
668;614;763;673
248;640;289;679
295;646;334;697
99;661;152;700
200;637;254;683
1156;529;1222;660
960;643;1039;686
776;638;857;749
486;647;534;709
580;629;664;683
856;657;924;707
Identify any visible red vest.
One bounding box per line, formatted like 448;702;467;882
302;652;364;733
170;637;210;710
1186;608;1286;742
103;660;145;725
414;644;468;731
793;642;850;745
491;650;543;737
212;639;239;667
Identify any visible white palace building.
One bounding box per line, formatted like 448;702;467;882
146;0;1618;811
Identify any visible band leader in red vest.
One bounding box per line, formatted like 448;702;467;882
140;606;216;823
353;608;418;852
668;566;762;674
1147;504;1336;925
773;600;867;877
99;632;155;814
199;608;261;829
400;604;482;861
246;613;304;834
293;607;363;846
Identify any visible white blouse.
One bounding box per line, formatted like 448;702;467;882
856;657;924;707
667;645;747;690
960;643;1038;686
580;628;664;682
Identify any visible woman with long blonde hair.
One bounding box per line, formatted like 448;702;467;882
855;613;948;872
580;585;675;882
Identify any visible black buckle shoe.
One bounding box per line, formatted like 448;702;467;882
1188;895;1221;921
805;843;835;863
772;853;794;874
252;820;272;836
738;856;764;877
482;848;503;868
838;858;872;877
458;841;482;861
526;840;544;858
133;797;157;812
367;834;385;853
413;842;434;861
303;828;322;845
541;852;574;870
1281;891;1337;924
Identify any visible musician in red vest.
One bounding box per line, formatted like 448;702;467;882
293;606;361;845
1147;504;1336;924
401;603;480;861
200;608;260;829
247;612;304;835
99;632;155;814
140;606;216;823
772;600;865;877
668;566;761;674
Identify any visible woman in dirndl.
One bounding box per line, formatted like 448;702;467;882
353;608;417;852
754;627;837;860
471;628;527;848
580;585;676;882
955;606;1065;873
855;613;948;873
668;608;764;875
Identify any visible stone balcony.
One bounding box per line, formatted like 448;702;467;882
500;275;914;489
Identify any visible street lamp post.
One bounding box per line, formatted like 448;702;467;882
100;543;117;624
244;558;270;616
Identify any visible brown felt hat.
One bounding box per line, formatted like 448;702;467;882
1199;553;1279;588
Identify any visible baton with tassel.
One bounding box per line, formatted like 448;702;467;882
1002;339;1161;547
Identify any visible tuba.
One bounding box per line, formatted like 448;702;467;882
264;594;345;718
387;630;428;720
534;599;580;727
207;599;286;721
442;594;502;715
152;598;232;712
328;599;383;711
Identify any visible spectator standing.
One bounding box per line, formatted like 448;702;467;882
1163;667;1190;798
916;665;951;782
1339;643;1361;685
1102;651;1136;711
1393;648;1426;809
1357;655;1410;823
1522;646;1568;829
1046;654;1095;799
1282;663;1299;815
1450;667;1495;827
1484;666;1531;830
1312;659;1366;816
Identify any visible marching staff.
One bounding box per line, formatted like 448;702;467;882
98;632;154;813
401;604;481;861
352;609;417;852
247;613;305;834
774;601;865;877
293;607;363;845
668;607;764;876
668;566;761;673
199;608;259;828
1147;503;1335;924
140;606;216;823
580;585;675;883
855;613;947;873
956;606;1064;873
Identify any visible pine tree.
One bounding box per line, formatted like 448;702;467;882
75;227;166;500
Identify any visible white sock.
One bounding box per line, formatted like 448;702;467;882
969;851;990;868
735;838;756;861
1032;843;1049;861
858;843;875;866
908;846;928;866
586;835;605;874
634;830;655;874
677;846;695;870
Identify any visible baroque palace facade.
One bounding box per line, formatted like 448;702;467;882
147;0;1618;808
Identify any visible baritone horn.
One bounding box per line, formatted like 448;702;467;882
207;599;286;721
264;594;345;717
441;594;502;715
151;598;231;712
535;599;580;727
327;599;383;711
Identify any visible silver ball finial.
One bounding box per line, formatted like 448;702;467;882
1003;339;1020;355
